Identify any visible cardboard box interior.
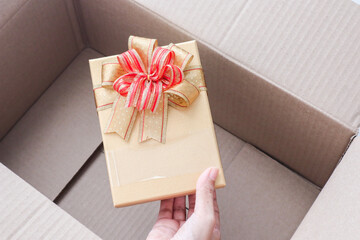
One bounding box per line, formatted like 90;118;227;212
0;0;359;239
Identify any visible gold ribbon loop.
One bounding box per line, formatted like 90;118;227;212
166;80;199;108
168;44;193;70
101;62;124;88
184;66;206;90
128;36;158;71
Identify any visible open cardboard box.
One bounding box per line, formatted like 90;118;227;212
0;0;359;239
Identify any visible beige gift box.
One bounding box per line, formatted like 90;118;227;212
89;40;226;207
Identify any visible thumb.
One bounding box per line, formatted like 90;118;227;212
195;167;219;222
171;168;219;240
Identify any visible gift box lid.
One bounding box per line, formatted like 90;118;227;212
90;39;226;207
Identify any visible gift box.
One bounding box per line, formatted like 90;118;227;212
90;36;226;207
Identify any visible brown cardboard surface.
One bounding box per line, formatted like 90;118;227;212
214;125;245;170
0;49;103;200
0;0;28;28
199;40;355;187
1;1;356;238
134;0;360;131
0;163;100;239
133;0;249;48
0;0;83;139
90;40;225;207
218;143;319;240
291;133;360;240
64;0;85;50
78;0;355;187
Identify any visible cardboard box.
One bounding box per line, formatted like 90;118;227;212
1;0;360;239
90;39;226;207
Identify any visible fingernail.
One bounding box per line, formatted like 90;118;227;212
209;167;219;181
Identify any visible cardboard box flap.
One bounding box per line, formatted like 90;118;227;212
291;131;360;240
134;0;360;130
0;163;100;239
133;0;248;47
0;49;103;200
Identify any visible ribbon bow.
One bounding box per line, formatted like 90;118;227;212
94;36;206;143
114;46;183;112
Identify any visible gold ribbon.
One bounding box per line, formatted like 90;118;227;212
93;36;206;143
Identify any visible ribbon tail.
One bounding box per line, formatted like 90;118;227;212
139;93;168;143
104;95;138;142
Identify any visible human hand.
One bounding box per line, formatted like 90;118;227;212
146;167;220;240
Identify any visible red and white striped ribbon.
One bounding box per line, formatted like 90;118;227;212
112;47;183;112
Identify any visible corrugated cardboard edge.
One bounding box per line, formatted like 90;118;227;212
336;128;359;166
290;130;360;240
81;0;356;187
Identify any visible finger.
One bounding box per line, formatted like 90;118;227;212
173;196;186;221
187;194;196;219
158;198;174;220
194;167;219;219
172;168;219;240
213;190;221;240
